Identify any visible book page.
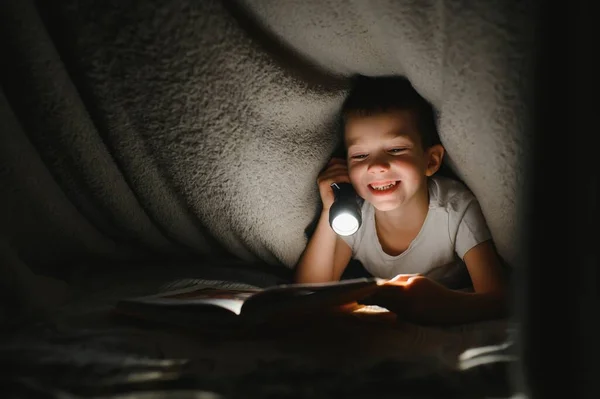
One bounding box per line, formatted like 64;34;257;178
117;286;260;316
114;278;392;327
239;277;387;318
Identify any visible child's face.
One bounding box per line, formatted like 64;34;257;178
344;110;442;211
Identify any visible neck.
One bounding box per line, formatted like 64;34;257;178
374;183;430;233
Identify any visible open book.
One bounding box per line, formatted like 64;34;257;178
113;277;396;329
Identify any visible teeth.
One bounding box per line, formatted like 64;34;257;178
371;182;396;191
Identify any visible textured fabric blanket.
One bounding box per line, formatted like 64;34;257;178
0;3;533;393
1;0;535;285
0;262;516;398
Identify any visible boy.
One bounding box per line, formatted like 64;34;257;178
294;75;507;325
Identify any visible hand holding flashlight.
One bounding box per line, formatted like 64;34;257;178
316;157;362;236
316;158;351;210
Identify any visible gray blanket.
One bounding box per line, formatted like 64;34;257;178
0;1;532;395
1;0;534;277
1;263;516;398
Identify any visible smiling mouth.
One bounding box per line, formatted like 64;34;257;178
368;181;399;192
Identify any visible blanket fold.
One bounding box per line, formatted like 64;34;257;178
0;0;535;278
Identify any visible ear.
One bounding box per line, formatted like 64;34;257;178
424;144;445;176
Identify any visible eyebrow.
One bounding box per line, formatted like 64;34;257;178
346;128;413;147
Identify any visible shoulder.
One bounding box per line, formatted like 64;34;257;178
428;175;477;213
429;176;493;258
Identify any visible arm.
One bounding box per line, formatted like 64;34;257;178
294;209;352;283
462;239;507;299
440;238;508;321
369;240;508;325
294;157;353;283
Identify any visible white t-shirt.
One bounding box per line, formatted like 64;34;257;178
340;175;492;287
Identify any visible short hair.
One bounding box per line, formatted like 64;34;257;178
340;75;440;149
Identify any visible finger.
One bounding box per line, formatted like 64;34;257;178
327;157;347;165
387;274;420;284
322;175;351;186
318;171;350;184
406;276;420;284
370;286;405;301
323;169;350;181
323;170;348;180
319;164;347;178
324;163;348;173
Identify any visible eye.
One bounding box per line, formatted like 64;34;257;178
389;148;408;154
350;154;368;160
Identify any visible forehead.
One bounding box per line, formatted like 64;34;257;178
344;110;421;146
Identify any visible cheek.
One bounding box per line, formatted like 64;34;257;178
392;157;425;174
348;166;365;188
348;171;360;186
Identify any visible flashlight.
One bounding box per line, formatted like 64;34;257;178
329;182;362;236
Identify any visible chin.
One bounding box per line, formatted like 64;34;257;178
370;199;402;212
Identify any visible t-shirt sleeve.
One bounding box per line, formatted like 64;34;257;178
455;199;493;259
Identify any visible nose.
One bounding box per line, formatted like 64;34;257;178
367;155;390;174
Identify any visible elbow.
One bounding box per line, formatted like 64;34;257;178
480;289;509;319
292;264;305;284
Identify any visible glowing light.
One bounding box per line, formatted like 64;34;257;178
331;212;360;236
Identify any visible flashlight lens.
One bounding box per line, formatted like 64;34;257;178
331;212;359;236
